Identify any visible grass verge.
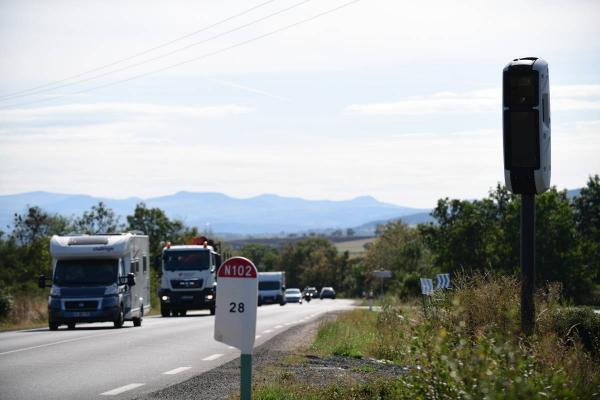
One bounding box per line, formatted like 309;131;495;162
250;273;600;399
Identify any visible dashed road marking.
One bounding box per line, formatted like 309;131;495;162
163;367;191;375
263;329;273;334
202;353;223;361
255;335;262;339
101;383;144;396
274;325;283;329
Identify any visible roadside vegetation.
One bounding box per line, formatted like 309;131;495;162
1;174;598;334
251;273;600;399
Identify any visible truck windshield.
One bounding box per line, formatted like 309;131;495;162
54;259;118;286
164;250;210;271
259;281;280;290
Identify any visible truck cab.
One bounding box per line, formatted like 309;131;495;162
158;237;220;317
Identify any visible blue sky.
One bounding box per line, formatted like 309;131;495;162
0;0;599;208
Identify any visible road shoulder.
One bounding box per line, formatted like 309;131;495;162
134;312;341;400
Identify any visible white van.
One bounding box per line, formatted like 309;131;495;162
39;233;151;330
258;272;286;306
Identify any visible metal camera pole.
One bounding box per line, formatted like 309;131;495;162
520;193;536;336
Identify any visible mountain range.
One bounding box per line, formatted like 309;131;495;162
0;191;429;235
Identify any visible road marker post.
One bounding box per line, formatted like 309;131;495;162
214;257;258;400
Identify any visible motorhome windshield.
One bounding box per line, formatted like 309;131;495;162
164;250;210;271
259;281;280;291
54;259;118;286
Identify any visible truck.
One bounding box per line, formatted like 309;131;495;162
158;236;220;317
39;232;151;330
258;271;286;306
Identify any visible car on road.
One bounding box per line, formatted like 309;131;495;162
284;288;303;304
319;287;336;299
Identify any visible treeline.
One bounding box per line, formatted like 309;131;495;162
0;202;199;294
241;175;600;304
1;175;599;308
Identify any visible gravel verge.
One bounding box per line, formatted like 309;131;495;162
134;312;341;400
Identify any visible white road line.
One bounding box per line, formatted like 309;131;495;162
263;329;273;334
255;335;262;339
163;367;191;375
274;325;283;329
101;383;144;396
202;353;223;361
227;346;235;349
0;331;122;356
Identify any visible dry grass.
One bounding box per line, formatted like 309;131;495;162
333;238;375;258
0;292;48;331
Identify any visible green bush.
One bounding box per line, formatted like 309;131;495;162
553;307;600;357
0;288;13;321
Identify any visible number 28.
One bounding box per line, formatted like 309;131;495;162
229;302;245;313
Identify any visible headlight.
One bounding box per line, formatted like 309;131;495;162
161;295;170;302
104;284;118;295
50;286;60;296
205;294;213;300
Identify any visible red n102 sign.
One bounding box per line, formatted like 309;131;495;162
214;257;258;354
218;263;257;278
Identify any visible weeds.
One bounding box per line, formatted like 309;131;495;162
252;273;600;399
0;291;48;330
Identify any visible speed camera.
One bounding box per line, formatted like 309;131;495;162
503;57;551;194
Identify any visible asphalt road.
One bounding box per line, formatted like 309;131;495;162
0;299;355;400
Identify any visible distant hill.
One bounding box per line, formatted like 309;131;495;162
0;191;427;235
351;212;434;236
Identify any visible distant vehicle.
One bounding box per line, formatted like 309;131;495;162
284;288;303;304
39;232;151;330
258;272;286;306
319;287;336;299
158;236;220;317
303;286;318;297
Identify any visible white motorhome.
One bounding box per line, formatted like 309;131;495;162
258;272;286;306
39;233;151;330
158;237;220;317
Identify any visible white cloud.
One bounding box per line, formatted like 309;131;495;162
345;85;600;116
0;102;253;124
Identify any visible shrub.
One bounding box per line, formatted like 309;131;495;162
552;307;600;357
0;288;13;320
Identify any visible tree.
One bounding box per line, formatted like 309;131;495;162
12;206;71;245
238;243;279;272
419;197;502;273
573;175;600;285
126;202;199;264
74;202;121;234
277;238;342;290
5;206;69;289
535;188;590;302
366;221;431;297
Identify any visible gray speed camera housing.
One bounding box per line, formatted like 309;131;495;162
503;57;551;194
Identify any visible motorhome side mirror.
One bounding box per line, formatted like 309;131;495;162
502;57;551;194
38;274;46;289
127;273;136;286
